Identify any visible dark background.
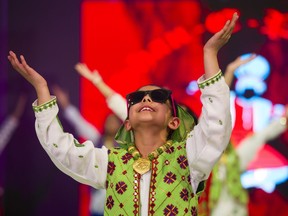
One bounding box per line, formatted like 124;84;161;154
1;0;288;216
1;0;81;215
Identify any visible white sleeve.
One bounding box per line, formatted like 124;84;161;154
0;116;19;154
236;117;287;171
106;93;127;121
186;72;232;193
33;97;107;189
63;105;101;144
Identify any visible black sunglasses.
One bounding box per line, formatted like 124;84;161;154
126;89;177;116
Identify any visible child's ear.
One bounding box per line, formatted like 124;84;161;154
168;117;180;130
124;119;132;131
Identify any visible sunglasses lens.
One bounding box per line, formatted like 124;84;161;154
126;89;172;108
150;89;170;103
127;91;145;106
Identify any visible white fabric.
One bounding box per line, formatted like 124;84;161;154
33;74;231;216
0;116;19;154
106;93;127;122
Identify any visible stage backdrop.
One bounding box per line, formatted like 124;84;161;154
79;1;288;216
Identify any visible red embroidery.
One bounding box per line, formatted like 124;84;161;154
116;181;127;195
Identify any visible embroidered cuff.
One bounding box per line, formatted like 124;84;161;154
198;70;223;89
33;97;57;113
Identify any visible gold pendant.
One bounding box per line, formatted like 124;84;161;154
133;158;151;175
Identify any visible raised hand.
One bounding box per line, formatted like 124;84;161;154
75;63;103;85
74;62;114;98
204;12;239;54
203;12;239;79
225;54;257;87
8;51;47;90
226;54;257;73
8;51;51;105
51;85;70;109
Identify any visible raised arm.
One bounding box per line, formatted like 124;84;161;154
75;63;114;98
186;13;238;192
8;51;51;105
75;63;127;121
8;51;108;188
224;54;257;87
203;13;239;79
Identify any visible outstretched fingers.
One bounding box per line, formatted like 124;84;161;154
8;51;28;76
20;55;30;70
75;63;94;80
223;13;239;38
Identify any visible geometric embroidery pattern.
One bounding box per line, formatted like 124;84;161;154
33;98;57;112
198;70;222;89
105;141;203;215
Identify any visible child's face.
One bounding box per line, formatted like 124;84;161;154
126;85;174;128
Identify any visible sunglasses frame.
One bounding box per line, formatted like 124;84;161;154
126;88;177;117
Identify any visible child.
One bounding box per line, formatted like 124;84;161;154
7;13;238;216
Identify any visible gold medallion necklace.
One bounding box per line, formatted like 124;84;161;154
128;140;173;175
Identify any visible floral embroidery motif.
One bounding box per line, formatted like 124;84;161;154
116;181;127;195
177;155;188;169
164;172;177;184
105;142;203;215
106;195;114;209
108;161;116;175
166;146;175;154
121;153;133;164
191;206;197;216
164;204;179;216
180;188;189;201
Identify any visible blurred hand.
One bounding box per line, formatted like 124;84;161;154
75;63;103;85
51;85;70;109
226;54;257;74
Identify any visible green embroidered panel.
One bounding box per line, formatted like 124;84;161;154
104;141;203;216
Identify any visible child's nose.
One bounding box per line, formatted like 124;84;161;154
142;94;152;103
